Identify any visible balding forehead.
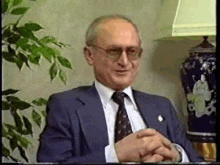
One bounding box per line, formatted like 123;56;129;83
85;15;142;46
96;18;137;35
97;19;138;38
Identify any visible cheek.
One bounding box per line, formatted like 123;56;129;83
94;58;113;73
133;61;140;73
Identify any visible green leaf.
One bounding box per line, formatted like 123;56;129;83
40;47;52;62
13;0;23;6
10;135;18;151
10;7;29;15
22;116;33;135
44;46;58;58
18;145;29;162
30;44;41;54
59;69;67;85
32;98;47;106
2;144;10;157
5;124;16;132
2;0;9;13
40;36;56;44
7;34;21;44
2;101;11;110
16;27;36;40
6;96;21;102
52;48;61;56
2;89;20;95
32;109;41;127
9;156;19;162
4;124;17;136
13;100;32;110
27;54;40;65
16;134;31;149
53;41;71;48
2;51;16;63
25;23;43;31
18;52;30;68
57;56;72;69
20;136;31;149
41;110;46;117
8;45;16;55
16;37;29;47
15;57;24;70
20;44;32;52
2;125;8;137
58;42;71;47
49;63;58;81
2;28;13;38
13;112;23;133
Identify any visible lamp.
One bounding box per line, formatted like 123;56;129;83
156;0;216;162
156;0;216;40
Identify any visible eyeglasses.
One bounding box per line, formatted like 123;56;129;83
89;44;142;60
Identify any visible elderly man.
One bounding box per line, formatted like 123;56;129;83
37;15;203;163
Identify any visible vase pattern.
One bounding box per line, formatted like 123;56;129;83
180;52;216;142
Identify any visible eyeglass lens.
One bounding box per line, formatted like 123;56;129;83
106;47;141;59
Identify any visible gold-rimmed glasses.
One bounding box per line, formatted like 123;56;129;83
89;44;142;60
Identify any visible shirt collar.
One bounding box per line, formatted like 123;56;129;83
95;81;138;110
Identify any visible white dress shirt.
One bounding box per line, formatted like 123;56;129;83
94;81;189;162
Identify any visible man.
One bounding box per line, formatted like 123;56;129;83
37;15;203;163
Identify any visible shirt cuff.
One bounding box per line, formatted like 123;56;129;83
105;144;119;162
172;143;190;162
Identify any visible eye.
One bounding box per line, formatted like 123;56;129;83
127;48;138;55
107;48;122;55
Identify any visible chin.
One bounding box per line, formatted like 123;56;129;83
112;80;132;91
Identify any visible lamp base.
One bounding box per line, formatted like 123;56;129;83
180;36;216;162
192;142;216;162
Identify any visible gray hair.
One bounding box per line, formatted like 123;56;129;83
85;14;142;46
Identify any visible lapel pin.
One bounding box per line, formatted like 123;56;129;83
158;115;163;122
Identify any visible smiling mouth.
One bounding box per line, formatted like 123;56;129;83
115;70;130;75
115;69;129;72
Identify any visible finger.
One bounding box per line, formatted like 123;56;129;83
171;145;180;162
137;129;172;150
154;146;176;160
155;132;173;149
136;128;157;138
139;140;162;157
143;154;164;162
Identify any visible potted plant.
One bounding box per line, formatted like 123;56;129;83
2;0;73;162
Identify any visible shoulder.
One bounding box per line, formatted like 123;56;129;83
133;89;171;103
45;85;96;113
49;85;92;99
47;85;95;107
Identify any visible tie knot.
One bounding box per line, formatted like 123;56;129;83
112;92;125;106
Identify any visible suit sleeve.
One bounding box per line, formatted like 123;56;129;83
165;99;204;162
37;94;106;163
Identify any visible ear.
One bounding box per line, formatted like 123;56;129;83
84;46;94;66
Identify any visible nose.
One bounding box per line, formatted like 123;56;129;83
117;50;129;66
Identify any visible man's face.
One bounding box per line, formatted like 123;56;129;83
86;19;141;91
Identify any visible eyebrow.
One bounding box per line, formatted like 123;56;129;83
106;45;140;48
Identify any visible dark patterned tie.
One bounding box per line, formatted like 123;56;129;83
112;91;133;143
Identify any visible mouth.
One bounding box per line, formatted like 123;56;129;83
115;69;130;75
116;69;128;72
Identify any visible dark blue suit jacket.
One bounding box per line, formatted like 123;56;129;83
37;85;203;163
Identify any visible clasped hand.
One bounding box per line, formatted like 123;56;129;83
115;128;180;162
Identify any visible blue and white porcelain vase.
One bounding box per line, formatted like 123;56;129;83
180;37;216;142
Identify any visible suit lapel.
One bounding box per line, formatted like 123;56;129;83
133;90;167;136
76;86;109;151
75;87;168;151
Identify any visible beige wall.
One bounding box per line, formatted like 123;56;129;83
2;0;210;162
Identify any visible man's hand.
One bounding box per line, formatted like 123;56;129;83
114;129;180;162
152;143;180;162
